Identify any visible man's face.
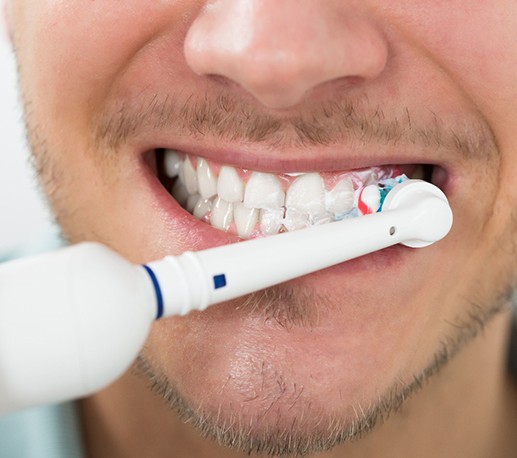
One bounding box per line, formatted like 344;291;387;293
6;0;517;454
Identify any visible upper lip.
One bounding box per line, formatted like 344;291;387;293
141;136;451;176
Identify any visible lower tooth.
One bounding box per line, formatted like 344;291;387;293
312;214;332;226
186;194;200;213
171;181;189;207
259;208;284;235
234;203;259;238
193;197;212;220
211;197;233;231
283;208;310;231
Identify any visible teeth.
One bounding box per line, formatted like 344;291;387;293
171;180;189;207
283;208;309;231
312;214;332;226
183;158;198;194
165;152;408;238
358;184;381;215
234;203;259;238
197;158;218;198
178;160;185;184
217;166;244;203
186;194;200;213
260;208;284;235
164;150;182;178
285;173;326;217
211;197;233;231
193;197;212;220
244;172;285;209
326;178;355;216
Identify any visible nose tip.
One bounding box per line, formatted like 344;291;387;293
184;1;389;109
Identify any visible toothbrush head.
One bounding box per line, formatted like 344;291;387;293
381;179;453;248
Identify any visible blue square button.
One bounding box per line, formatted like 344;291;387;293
213;274;227;289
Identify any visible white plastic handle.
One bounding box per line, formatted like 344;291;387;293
0;244;156;414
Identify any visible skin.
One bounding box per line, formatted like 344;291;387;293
4;0;517;456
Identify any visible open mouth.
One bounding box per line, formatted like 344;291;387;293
153;148;441;239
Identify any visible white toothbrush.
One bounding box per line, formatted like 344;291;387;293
0;179;452;414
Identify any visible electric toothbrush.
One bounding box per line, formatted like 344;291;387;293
0;179;452;414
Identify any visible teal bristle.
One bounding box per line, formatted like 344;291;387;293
378;174;408;211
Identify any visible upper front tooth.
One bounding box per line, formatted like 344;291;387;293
217;166;244;203
326;177;355;215
285;173;325;217
164;150;182;178
244;172;285;209
197;158;218;198
183;157;198;194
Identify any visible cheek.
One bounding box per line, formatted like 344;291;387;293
391;2;517;142
15;1;196;125
16;4;145;144
13;3;199;244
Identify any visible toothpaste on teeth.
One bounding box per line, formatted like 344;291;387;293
358;185;381;215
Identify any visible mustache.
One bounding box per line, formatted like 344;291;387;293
93;89;497;160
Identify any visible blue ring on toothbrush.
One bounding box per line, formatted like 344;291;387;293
142;264;164;320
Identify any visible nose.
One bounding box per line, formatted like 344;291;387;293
184;0;388;109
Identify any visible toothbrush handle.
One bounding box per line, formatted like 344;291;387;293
0;244;157;414
148;180;453;317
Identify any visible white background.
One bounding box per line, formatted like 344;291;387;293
0;22;54;254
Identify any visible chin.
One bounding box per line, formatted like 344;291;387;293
138;265;441;453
